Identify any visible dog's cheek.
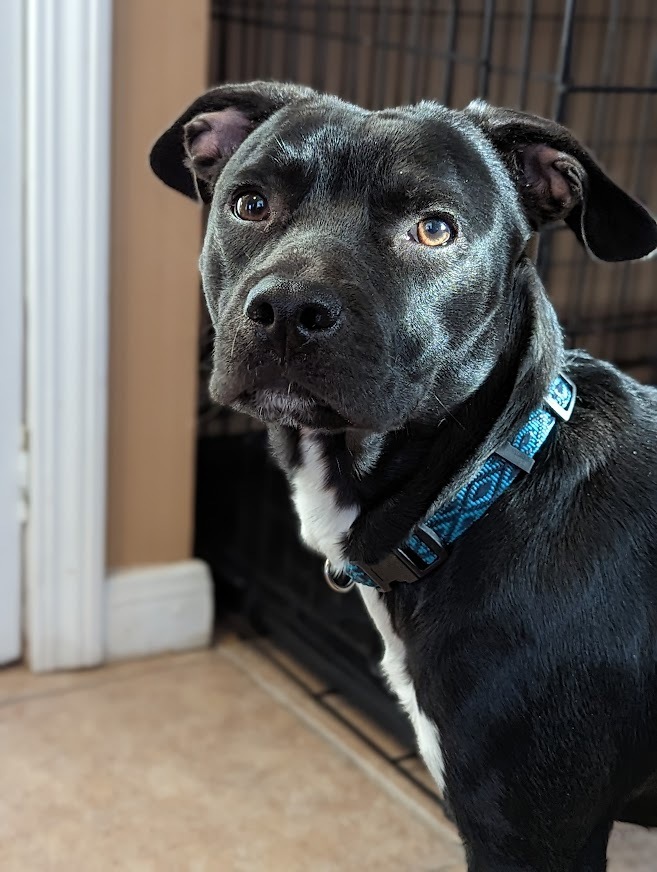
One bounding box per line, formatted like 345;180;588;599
207;327;254;406
396;308;452;380
454;348;499;396
200;240;254;332
202;288;222;330
369;331;443;425
201;267;236;331
396;314;493;414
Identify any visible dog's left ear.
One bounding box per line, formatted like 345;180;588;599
464;100;657;262
149;81;316;204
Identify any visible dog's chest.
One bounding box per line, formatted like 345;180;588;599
358;587;445;792
290;434;359;569
290;434;444;793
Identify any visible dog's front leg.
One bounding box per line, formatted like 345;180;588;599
360;591;613;871
458;819;612;872
441;763;613;872
411;657;617;872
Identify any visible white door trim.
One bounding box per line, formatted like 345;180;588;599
0;0;25;665
25;0;113;671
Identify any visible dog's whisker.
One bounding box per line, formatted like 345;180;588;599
433;393;466;431
230;323;241;361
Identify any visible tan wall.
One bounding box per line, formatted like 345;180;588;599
108;0;209;568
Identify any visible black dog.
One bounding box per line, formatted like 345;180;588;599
151;82;657;870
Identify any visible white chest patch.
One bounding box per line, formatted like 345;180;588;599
291;435;443;791
359;586;445;792
291;435;359;570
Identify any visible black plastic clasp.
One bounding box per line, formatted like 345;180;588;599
353;523;449;593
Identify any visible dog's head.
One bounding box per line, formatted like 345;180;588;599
151;82;657;432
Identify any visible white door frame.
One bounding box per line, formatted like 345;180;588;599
0;0;25;665
25;0;113;671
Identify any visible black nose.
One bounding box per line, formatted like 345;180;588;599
244;277;343;358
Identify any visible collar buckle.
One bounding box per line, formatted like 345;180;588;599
352;523;448;593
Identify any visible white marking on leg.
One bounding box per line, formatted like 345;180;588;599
359;586;445;792
291;434;359;570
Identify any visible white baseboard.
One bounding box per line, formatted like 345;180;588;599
105;560;214;661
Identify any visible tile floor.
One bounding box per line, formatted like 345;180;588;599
0;637;655;871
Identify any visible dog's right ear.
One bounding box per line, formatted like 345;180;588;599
464;100;657;262
149;81;316;204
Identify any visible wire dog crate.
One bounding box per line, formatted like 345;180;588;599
196;0;657;745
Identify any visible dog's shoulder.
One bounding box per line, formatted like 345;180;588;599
560;350;657;479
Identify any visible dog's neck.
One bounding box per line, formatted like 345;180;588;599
269;258;564;568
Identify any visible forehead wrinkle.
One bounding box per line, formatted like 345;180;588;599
271;101;366;158
261;105;380;195
246;102;519;229
372;104;506;191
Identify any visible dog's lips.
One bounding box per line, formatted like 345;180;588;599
233;382;350;429
243;385;318;416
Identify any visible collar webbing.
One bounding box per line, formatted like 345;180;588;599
333;374;576;594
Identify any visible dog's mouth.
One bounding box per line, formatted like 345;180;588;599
232;382;350;430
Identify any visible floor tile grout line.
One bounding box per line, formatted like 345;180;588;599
0;651;214;712
249;638;405;752
246;635;444;806
218;641;461;845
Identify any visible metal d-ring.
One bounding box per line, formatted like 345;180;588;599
323;560;355;594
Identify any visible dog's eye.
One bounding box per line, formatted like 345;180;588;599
233;192;270;222
413;217;454;247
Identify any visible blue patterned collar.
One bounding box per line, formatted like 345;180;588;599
324;374;576;594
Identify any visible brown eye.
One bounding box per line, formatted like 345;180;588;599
415;217;454;247
234;192;270;221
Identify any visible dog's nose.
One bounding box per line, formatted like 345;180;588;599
244;277;343;358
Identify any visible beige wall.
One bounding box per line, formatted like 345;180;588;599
108;0;209;568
